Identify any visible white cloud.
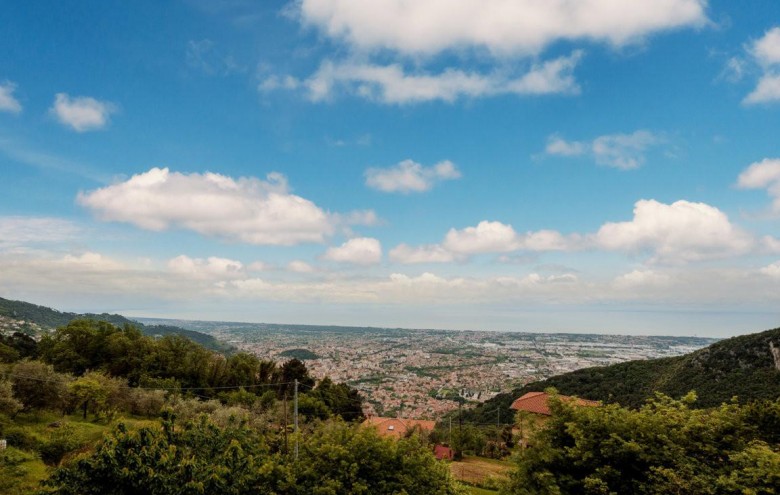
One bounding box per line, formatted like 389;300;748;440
751;27;780;66
545;135;587;156
392;198;760;266
442;221;579;255
760;261;780;278
736;158;780;214
595;199;754;262
387;221;579;264
322;237;382;265
296;0;708;56
248;261;273;272
0;216;80;248
0;81;22;114
268;52;582;104
50;93;117;132
60;252;126;271
365;159;461;193
744;74;780;104
613;269;670;289
443;220;520;254
168;255;244;279
78;167;374;245
743;27;780;104
545;130;660;170
287;260;316;273
389;244;457;264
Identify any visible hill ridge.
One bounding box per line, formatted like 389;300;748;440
0;296;233;353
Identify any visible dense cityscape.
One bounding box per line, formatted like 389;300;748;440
138;318;715;420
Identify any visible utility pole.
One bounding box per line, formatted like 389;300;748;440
294;379;299;461
458;401;463;437
448;416;452;446
283;393;288;455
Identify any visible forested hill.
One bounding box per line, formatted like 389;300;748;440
0;296;233;353
464;326;780;424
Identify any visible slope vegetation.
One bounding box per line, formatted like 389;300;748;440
465;326;780;424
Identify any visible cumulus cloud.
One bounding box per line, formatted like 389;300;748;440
612;269;671;289
287;260;316;273
760;261;780;278
595;199;754;262
50;93;117;132
168;255;244;279
60;252;126;271
0;216;80;248
389;221;578;264
322;237;382;265
296;0;708;56
443;221;520;254
394;197;760;265
544;130;660;170
365;159;461;193
389;244;457;264
77;168;375;245
736;158;780;213
269;53;582;104
545;135;587;156
742;27;780;104
442;221;578;255
0;81;22;114
751;27;780;66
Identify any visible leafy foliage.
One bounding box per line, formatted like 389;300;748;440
278;348;320;360
43;416;461;495
502;393;780;495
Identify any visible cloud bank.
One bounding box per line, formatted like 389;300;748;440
77;168;375;245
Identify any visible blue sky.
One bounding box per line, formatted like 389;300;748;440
1;0;780;337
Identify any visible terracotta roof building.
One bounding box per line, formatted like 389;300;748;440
362;416;436;439
510;391;600;416
433;444;454;460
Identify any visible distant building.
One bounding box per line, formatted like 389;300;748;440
510;391;599;416
433;444;454;460
362;416;436;439
511;391;599;447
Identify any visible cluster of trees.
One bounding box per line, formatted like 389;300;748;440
503;392;780;494
4;320;361;419
42;414;462;495
1;320;363;424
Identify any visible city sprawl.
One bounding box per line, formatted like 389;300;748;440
137;319;715;420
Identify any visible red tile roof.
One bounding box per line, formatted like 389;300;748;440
510;391;599;416
362;416;437;439
433;444;454;460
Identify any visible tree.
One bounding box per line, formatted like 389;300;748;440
502;393;780;495
10;360;69;412
67;372;119;419
0;378;22;417
43;418;463;495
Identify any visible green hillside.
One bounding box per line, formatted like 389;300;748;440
463;326;780;425
0;297;232;353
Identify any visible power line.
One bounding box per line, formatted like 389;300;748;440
2;372;298;391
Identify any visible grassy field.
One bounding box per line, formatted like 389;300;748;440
1;411;159;494
450;455;511;493
464;486;500;495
